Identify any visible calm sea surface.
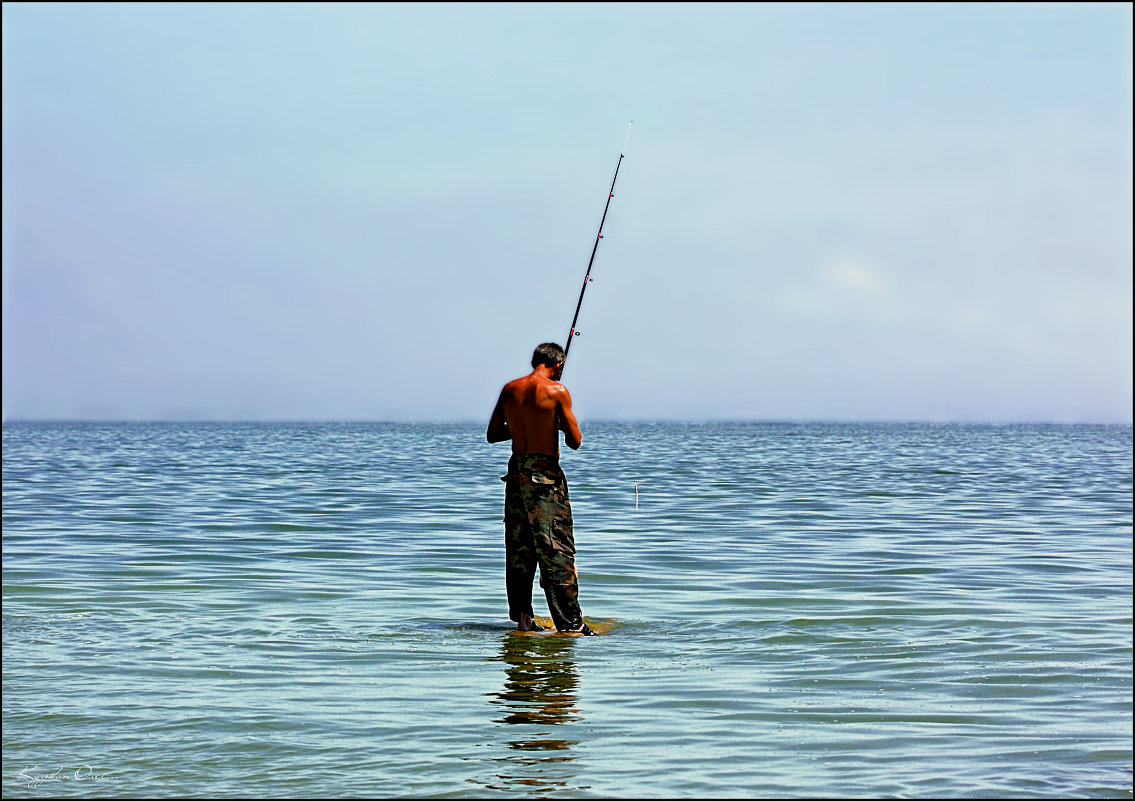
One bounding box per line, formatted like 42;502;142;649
2;422;1131;798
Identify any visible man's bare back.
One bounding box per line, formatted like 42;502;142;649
486;361;582;455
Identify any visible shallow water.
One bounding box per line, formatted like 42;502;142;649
2;422;1131;797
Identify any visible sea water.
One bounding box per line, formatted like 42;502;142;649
2;422;1131;797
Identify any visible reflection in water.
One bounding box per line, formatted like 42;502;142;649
493;633;580;727
480;632;585;794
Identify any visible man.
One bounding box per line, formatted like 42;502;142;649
487;342;594;635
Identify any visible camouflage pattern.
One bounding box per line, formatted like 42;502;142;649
502;453;584;631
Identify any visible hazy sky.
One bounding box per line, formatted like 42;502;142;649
3;2;1131;422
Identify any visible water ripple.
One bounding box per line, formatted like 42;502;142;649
3;422;1131;797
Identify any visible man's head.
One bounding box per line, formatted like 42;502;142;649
531;342;566;371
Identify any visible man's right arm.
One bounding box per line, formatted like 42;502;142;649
555;387;582;450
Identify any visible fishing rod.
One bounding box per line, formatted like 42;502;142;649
562;121;633;366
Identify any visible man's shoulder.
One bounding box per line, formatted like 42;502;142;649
545;380;569;398
502;372;568;397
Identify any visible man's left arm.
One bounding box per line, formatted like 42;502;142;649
486;391;511;443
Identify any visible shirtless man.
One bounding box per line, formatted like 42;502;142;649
487;342;594;634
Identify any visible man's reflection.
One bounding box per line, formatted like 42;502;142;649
483;632;583;792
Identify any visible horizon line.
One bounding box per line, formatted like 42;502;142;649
3;417;1132;426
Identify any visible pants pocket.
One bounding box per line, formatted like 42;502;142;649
550;517;576;556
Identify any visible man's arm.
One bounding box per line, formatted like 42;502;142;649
555;387;582;450
486;390;511;443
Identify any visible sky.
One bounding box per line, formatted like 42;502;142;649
3;2;1132;423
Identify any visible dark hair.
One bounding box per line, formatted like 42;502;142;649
531;342;566;368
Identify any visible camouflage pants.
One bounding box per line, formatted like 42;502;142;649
502;453;583;631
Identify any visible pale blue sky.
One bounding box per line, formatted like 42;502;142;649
3;2;1131;422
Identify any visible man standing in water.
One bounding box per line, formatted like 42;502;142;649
487;342;594;635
